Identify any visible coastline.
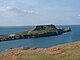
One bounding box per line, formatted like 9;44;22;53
0;41;80;60
0;24;71;42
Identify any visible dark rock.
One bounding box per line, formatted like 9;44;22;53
20;47;30;50
62;27;71;32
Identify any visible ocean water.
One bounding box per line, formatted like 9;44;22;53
0;25;80;51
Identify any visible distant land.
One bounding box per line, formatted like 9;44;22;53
0;24;71;42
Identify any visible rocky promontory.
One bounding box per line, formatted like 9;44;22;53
0;24;71;41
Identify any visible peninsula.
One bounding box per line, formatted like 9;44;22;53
0;24;71;41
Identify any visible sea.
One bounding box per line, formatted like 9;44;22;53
0;25;80;51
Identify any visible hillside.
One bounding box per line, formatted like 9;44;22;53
16;24;60;35
15;24;71;38
0;41;80;60
0;24;71;41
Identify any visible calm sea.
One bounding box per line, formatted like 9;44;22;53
0;25;80;51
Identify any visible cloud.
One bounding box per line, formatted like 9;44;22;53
78;14;80;17
6;6;34;13
0;6;34;16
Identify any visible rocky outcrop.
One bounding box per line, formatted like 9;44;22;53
62;27;71;32
0;24;71;41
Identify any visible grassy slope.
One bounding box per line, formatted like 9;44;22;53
16;25;60;35
0;42;80;60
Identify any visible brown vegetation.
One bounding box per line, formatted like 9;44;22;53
0;41;80;60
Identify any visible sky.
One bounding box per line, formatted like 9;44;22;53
0;0;80;26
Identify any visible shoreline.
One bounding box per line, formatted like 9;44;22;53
0;24;71;42
0;41;80;60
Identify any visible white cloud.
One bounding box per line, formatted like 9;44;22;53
0;6;34;16
78;14;80;17
6;6;12;9
23;9;34;13
7;6;34;14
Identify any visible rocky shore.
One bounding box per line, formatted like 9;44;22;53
0;24;71;41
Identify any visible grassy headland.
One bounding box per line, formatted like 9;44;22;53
0;41;80;60
0;24;71;41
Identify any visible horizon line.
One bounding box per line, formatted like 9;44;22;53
0;24;80;26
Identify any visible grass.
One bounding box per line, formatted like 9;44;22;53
15;42;80;60
16;52;80;60
0;42;80;60
16;47;80;60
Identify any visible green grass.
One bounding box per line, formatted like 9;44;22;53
16;53;80;60
15;44;80;60
16;48;80;60
1;42;80;60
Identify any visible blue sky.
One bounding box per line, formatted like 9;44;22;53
0;0;80;26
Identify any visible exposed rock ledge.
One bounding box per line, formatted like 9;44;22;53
0;24;71;41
